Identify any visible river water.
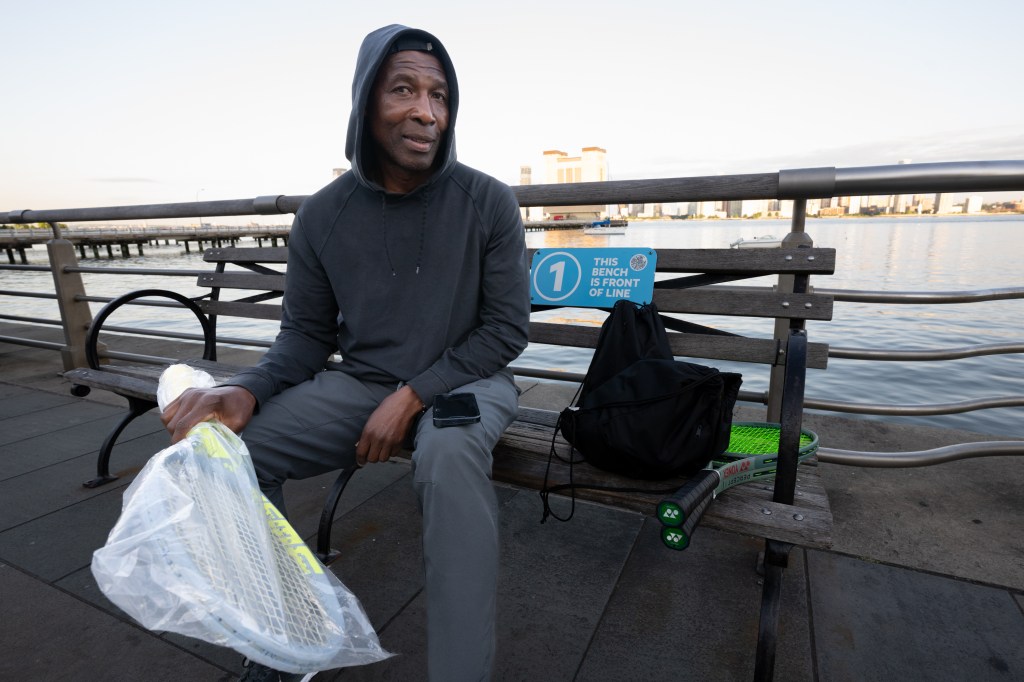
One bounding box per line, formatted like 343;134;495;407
4;214;1022;438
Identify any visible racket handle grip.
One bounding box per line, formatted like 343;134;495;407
661;493;714;551
656;470;718;527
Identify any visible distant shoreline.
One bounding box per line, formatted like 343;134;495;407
652;211;1024;221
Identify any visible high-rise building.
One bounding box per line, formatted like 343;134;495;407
740;199;767;217
542;147;608;184
688;201;719;218
518;166;532;221
893;159;912;213
934;193;956;214
542;147;608;220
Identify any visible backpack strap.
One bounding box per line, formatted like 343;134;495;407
539;408;682;523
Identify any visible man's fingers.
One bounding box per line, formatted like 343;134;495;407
169;407;206;443
355;435;398;466
160;396;181;427
159;386;255;443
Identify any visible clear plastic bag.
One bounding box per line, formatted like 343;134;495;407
91;365;391;673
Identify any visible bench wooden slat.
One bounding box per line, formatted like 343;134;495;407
655;248;835;274
653;289;833;320
526;247;836;275
67;359;253;396
197;272;286;291
204;247;289;263
215;246;835;274
671;334;829;369
65;368;161;402
198;300;283;320
528;321;830;368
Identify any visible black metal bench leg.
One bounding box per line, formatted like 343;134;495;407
316;466;360;564
753;539;793;682
83;396;157;488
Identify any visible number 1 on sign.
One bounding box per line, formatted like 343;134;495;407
549;260;565;291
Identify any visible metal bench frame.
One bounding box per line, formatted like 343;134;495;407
65;243;836;682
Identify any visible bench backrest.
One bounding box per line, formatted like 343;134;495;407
197;245;835;370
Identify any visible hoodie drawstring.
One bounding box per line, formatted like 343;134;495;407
381;190;429;277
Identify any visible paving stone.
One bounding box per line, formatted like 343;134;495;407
0;409;164;481
339;488;643;681
0;487;123;581
333;593;428;681
0;427;168;531
821;457;1024;593
314;470;427;629
0;562;233;681
516;379;578;409
283;459;415;542
159;633;246;676
0;382;53;409
0;382;32;400
492;490;643;680
0;398;119;446
808;550;1024;681
53;563;121;612
576;519;813;681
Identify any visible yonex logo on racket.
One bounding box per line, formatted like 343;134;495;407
662;508;680;520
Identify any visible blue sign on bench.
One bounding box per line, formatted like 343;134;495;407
530;248;657;308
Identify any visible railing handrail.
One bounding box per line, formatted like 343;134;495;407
819;441;1024;467
5;160;1024;223
3;162;1022;455
822;286;1024;304
829;342;1024;361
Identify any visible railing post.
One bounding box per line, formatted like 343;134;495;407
766;200;813;421
47;228;95;371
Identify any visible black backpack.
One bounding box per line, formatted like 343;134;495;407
541;300;742;520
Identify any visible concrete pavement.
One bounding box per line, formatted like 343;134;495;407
2;324;1022;681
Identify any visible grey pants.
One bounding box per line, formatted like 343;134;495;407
241;369;520;682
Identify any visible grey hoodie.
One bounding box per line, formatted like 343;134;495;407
227;24;530;407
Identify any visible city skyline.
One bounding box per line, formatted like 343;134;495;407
3;1;1023;223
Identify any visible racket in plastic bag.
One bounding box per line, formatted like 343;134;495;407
91;365;391;673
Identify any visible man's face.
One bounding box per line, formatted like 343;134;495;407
368;50;450;192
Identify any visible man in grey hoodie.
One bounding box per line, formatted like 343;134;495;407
162;24;530;682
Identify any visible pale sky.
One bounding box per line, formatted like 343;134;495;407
3;0;1023;221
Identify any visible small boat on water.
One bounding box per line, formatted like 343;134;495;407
730;234;783;249
583;219;627;235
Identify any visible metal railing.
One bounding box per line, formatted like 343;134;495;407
2;160;1023;466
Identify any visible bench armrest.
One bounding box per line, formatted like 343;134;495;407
85;289;216;369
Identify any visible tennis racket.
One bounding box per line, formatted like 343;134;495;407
657;422;819;551
93;364;389;673
93;420;388;672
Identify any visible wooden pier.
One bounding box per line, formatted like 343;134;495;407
0;225;290;262
523;219;628;232
2;220;630;261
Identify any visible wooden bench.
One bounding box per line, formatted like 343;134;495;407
64;242;836;679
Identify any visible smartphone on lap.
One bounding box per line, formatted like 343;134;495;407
432;392;481;428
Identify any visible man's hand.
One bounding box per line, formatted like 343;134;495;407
356;385;424;466
160;385;257;443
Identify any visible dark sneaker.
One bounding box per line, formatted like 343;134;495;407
239;658;317;682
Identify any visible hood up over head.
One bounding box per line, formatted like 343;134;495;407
345;24;460;191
